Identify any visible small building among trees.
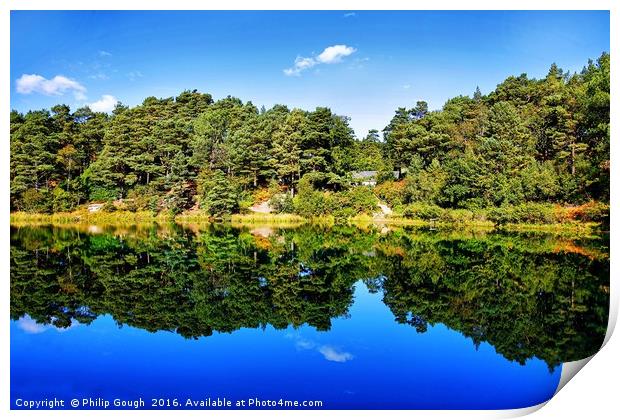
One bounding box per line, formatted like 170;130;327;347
351;171;400;187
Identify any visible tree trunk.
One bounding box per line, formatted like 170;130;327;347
571;141;576;175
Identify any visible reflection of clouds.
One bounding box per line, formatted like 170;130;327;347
286;332;353;363
17;316;48;334
318;346;353;363
16;315;79;334
294;338;315;350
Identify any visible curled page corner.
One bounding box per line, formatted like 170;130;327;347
499;401;548;418
602;282;618;348
555;355;595;396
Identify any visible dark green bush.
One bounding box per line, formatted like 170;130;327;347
101;201;117;212
376;169;397;184
293;190;335;218
440;209;476;224
487;203;556;225
374;180;406;207
269;193;295;214
89;187;119;202
293;175;336;217
126;185;160;211
20;188;52;213
402;203;444;220
51;187;79;212
161;182;193;215
123;200;138;212
337;186;377;214
197;169;240;217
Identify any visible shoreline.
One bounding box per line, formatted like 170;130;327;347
10;210;606;235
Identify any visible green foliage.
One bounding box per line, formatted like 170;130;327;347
376;168;397;184
88;186;119;202
101;200;117;212
336;186;377;215
519;161;560;201
161;182;193;215
237;190;255;213
349;130;386;171
197;169;239;217
439;208;477;224
293;175;336;217
269;193;295;214
51;187;79;212
126;185;159;211
404;158;447;204
20;188;51;213
374;180;406;207
487;203;556;225
402;203;445;220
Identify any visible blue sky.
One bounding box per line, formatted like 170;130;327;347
11;10;609;137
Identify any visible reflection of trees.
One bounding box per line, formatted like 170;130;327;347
10;225;609;367
10;225;367;338
372;232;610;368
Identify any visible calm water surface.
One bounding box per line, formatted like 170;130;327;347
10;224;609;409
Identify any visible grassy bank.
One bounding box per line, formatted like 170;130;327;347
349;215;602;236
11;206;606;235
10;210;161;226
377;217;599;234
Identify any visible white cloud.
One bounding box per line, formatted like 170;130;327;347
286;332;318;350
16;74;87;100
99;50;112;57
316;45;356;64
16;315;79;334
403;84;411;90
127;71;143;81
17;316;48;334
318;345;354;363
283;44;357;76
88;94;118;113
88;72;109;81
294;338;315;350
344;12;356;18
285;333;354;362
284;56;317;76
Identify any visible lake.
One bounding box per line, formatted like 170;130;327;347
10;223;609;409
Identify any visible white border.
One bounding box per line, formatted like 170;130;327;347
1;2;617;419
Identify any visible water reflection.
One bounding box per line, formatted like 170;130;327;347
11;224;609;370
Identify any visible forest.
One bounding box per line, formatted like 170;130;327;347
10;53;610;225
